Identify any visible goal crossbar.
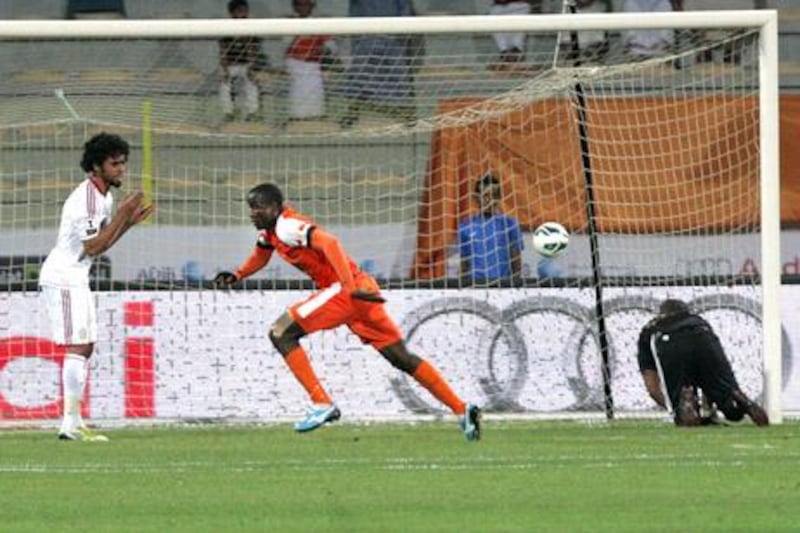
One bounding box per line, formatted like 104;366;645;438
0;11;779;39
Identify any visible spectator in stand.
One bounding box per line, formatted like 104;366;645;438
338;0;420;128
219;0;262;122
559;0;612;64
622;0;683;58
458;173;524;285
489;0;531;63
284;0;340;121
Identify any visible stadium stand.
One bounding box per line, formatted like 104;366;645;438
0;0;797;230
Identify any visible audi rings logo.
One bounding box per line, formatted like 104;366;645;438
391;291;791;414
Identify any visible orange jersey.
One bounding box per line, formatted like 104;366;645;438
285;35;332;63
257;207;359;288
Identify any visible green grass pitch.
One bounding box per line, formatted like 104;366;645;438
1;420;798;532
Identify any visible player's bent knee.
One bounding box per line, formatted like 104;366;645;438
268;318;305;356
268;327;295;355
380;344;422;374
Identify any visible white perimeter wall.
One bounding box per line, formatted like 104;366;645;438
1;285;798;422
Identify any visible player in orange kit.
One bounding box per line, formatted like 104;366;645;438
214;183;481;440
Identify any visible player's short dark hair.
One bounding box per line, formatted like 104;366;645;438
475;172;500;195
80;132;129;173
228;0;248;13
659;299;690;316
248;183;283;208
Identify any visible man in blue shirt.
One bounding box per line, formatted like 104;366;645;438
458;173;524;284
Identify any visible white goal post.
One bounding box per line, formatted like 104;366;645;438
0;11;782;425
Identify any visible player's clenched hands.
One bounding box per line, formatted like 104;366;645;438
131;202;154;224
117;192;143;218
351;289;386;303
118;192;154;226
213;271;239;288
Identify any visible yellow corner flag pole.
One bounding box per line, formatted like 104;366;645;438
141;100;153;222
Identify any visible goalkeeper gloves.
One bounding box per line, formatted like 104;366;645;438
213;271;238;287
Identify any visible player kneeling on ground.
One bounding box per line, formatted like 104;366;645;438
214;183;481;440
637;299;769;427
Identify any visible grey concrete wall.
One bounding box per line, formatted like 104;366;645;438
0;126;431;228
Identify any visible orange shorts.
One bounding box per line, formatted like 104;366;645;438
288;272;402;350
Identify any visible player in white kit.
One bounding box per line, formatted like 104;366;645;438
39;132;153;441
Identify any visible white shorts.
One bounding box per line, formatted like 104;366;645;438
41;285;97;345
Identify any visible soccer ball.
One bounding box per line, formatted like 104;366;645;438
532;222;569;258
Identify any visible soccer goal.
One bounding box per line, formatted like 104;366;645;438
0;10;782;426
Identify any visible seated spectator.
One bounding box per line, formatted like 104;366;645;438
284;0;340;121
559;0;612;64
489;0;531;63
622;0;682;58
219;0;263;122
338;0;419;128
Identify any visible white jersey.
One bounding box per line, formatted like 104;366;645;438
39;177;113;288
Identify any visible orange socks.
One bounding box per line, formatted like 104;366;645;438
284;348;464;415
412;360;466;415
284;347;332;405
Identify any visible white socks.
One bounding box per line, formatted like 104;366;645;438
60;354;88;432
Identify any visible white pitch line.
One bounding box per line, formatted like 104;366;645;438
2;450;797;474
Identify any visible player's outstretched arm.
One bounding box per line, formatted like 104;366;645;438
214;246;273;287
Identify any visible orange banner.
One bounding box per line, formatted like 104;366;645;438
411;94;799;279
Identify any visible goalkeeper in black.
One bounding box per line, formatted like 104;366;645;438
637;299;769;427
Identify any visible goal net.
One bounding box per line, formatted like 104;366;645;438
0;11;782;426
